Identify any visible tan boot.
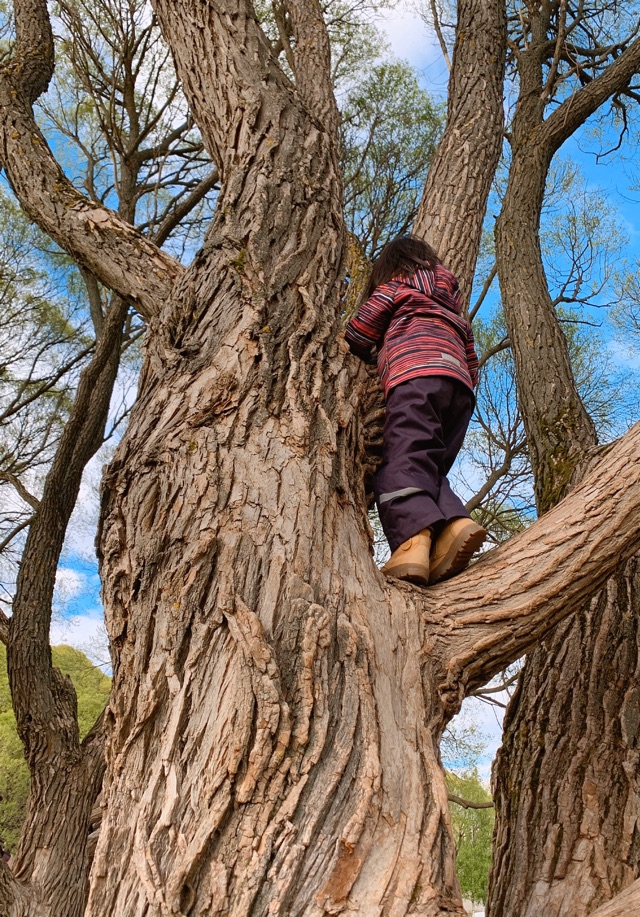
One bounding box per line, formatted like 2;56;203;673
429;518;487;584
381;529;431;585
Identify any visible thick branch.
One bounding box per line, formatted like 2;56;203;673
10;0;54;104
151;0;293;174
588;879;640;916
0;472;40;510
543;34;640;156
0;858;31;915
448;793;494;810
424;423;640;696
414;0;506;307
0;2;182;322
0;607;9;644
8;297;127;765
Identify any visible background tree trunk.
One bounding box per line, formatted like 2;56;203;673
489;13;640;915
414;0;506;309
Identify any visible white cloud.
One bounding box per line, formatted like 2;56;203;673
54;567;85;603
375;2;449;91
50;610;110;670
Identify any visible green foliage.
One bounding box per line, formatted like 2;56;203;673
447;770;494;905
0;644;110;852
341;60;443;258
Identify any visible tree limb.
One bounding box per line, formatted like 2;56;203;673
0;607;10;644
448;793;494;810
8;295;127;766
477;336;511;370
469;263;497;320
588;879;640;916
152;168;220;247
285;0;340;137
422;420;640;696
414;0;507;306
151;0;294;175
0;516;34;554
543;33;640;156
0;473;40;510
0;0;183;322
0;857;31;915
430;0;452;72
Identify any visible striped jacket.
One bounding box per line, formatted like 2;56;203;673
345;265;479;398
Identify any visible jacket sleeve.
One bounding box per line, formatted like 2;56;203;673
466;324;480;388
344;282;398;361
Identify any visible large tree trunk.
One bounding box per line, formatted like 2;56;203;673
4;1;640;915
489;11;640;915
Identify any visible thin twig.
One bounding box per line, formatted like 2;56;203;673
470;264;497;320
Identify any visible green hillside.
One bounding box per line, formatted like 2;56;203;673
0;644;110;852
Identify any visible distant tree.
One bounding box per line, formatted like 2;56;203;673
447;770;494;905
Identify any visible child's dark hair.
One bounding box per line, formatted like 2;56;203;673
365;234;441;299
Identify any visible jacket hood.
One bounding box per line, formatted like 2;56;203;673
399;266;462;315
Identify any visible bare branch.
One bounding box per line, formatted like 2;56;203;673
272;0;297;74
469;263;497;320
432;1;452;70
448;793;494;810
0;2;183;322
470;670;520;697
540;0;569;102
0;472;40;510
152;168;219;247
544;33;640;156
0;515;34;554
477;336;510;370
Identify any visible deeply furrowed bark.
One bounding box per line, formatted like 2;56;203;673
489;16;640;917
491;563;640;917
5;0;640;914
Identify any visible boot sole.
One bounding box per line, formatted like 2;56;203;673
382;563;430;586
429;526;487;585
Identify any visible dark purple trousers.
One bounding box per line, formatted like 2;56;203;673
374;376;475;552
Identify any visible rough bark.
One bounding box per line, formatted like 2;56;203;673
414;0;506;309
3;0;640;914
490;11;640;917
491;563;640;916
80;1;640;910
589;878;640;916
